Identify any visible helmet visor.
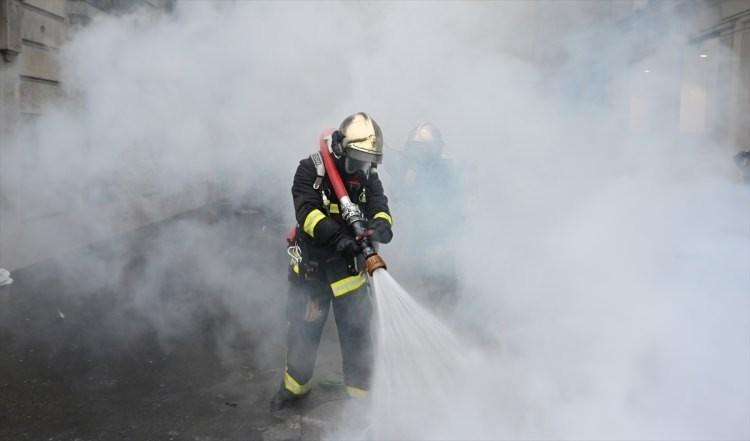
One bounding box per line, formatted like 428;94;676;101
405;141;442;159
346;146;382;164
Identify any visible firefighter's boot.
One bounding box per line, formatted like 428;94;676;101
270;385;309;413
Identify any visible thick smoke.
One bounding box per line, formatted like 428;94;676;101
2;1;748;439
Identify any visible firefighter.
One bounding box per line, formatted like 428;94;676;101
734;150;750;183
270;112;393;412
393;123;460;311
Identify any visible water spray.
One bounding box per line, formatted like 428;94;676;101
315;132;472;439
318;129;387;276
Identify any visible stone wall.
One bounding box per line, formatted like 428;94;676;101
0;0;215;271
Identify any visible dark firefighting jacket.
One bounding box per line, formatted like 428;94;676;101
290;156;392;297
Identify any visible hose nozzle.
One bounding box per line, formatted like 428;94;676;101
365;254;387;276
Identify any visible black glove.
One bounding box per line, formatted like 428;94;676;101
370;219;393;244
334;232;360;257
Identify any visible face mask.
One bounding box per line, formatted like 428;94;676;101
345;179;362;195
344;156;371;176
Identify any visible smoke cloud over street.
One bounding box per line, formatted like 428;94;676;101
1;1;748;439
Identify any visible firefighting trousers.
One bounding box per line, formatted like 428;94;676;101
282;279;373;396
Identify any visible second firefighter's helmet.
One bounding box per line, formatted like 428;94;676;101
405;123;444;159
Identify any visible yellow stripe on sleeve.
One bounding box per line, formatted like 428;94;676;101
373;211;392;225
302;209;326;237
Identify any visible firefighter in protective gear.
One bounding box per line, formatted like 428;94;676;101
270;112;393;412
392;123;460;311
735;150;750;183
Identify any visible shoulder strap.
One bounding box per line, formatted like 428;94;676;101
310;152;326;189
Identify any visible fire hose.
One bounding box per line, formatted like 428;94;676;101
319;128;387;276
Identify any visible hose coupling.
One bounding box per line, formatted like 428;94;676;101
365;254;387;276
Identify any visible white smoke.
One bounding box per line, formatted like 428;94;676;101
1;1;747;439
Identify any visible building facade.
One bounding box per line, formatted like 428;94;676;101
621;0;750;153
0;0;216;270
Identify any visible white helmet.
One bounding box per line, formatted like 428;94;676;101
405;123;444;159
337;112;384;175
339;112;383;162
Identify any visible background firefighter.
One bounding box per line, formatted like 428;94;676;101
734;150;750;183
270;113;393;412
390;123;461;312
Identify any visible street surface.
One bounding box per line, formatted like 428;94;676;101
1;203;357;441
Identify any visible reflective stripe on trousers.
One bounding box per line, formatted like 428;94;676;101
330;272;367;297
346;385;368;397
284;369;312;395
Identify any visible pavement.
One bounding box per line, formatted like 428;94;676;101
0;203;362;441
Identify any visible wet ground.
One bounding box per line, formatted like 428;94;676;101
0;203;361;441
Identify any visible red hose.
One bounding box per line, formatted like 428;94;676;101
317;128;387;274
319;128;349;201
